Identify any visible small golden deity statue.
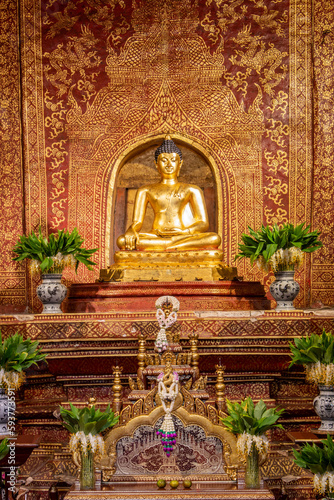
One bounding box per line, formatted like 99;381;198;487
101;135;237;282
117;136;221;252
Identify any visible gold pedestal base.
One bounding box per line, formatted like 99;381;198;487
100;250;237;282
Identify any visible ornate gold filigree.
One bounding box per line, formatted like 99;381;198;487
264;149;288;176
264;176;288;207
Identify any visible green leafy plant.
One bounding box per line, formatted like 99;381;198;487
221;397;284;436
0;332;47;372
59;403;119;436
0;439;9;461
293;434;334;475
0;332;47;391
289;329;334;368
293;435;334;496
289;330;334;385
235;223;322;271
13;227;97;273
0;332;47;373
60;403;119;488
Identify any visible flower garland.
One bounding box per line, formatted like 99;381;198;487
157;371;179;457
156;309;178;329
237;432;269;456
69;431;105;457
305;362;334;386
0;368;25;392
154;296;180;352
314;471;334;496
256;247;304;273
30;253;77;275
155;329;168;353
155;295;180;312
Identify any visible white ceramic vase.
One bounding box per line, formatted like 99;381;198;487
0;388;9;436
313;385;334;431
269;270;300;311
36;274;67;314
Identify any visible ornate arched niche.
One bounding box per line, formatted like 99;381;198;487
106;136;224;265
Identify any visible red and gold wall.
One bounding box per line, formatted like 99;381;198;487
0;0;332;312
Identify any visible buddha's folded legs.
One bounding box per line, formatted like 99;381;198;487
165;232;221;251
118;232;221;251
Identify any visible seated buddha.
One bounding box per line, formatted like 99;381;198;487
101;135;237;281
117;136;221;252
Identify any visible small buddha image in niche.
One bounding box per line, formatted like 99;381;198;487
116;136;221;252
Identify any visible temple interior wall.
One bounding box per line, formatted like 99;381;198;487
0;1;334;498
1;0;333;312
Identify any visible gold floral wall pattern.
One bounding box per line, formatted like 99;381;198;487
312;0;334;306
0;0;319;309
0;0;26;313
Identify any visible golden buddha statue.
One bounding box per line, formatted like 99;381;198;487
117;136;221;252
101;136;237;282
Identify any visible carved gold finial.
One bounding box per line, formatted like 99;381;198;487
112;365;123;413
215;364;226;412
86;397;96;409
189;332;199;378
137;332;146;387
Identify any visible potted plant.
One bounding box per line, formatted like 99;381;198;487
13;227;97;314
0;332;47;436
60;403;119;490
221;397;284;488
293;434;334;499
235;223;322;310
0;439;9;460
289;329;334;431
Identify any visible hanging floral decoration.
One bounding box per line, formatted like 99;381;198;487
0;368;25;391
69;432;105;457
305;361;334;386
30;253;76;274
314;471;334;496
157;369;179;457
237;432;269;456
154;296;180;353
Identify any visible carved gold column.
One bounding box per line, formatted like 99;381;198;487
137;332;147;386
189;333;199;379
112;366;123;413
215;364;226;412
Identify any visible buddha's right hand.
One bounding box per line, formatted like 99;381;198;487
124;227;139;251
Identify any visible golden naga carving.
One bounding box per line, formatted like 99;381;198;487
101;135;237;282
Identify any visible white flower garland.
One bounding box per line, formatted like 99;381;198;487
237;432;269;456
157;371;179;457
0;368;24;391
305;362;334;386
314;471;334;495
155;328;168;353
69;432;105;457
155;296;180;352
256;247;304;273
155;296;180;312
156;309;178;329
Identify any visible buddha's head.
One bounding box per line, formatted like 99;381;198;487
154;135;183;179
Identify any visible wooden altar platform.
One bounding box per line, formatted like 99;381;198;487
0;309;331;499
64;482;275;500
65;280;271;313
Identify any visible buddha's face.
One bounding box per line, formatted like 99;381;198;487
156;152;183;178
